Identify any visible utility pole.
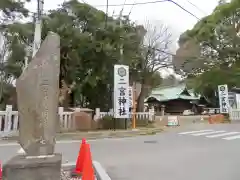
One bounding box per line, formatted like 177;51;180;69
118;10;136;129
32;0;44;58
119;10;124;64
118;10;129;129
25;0;44;69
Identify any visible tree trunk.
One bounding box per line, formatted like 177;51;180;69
63;94;70;108
136;82;147;112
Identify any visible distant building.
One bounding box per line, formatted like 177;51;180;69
145;83;208;115
228;87;240;109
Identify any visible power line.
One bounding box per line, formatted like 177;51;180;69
94;0;199;20
27;0;199;20
185;0;207;15
128;0;137;16
94;0;168;7
167;0;200;20
105;0;109;27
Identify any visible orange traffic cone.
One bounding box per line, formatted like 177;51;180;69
82;143;94;180
0;161;2;180
72;138;87;176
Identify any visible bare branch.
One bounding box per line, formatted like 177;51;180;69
141;19;172;72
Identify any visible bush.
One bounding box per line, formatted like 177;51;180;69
99;115;114;129
99;115;129;129
99;116;154;129
136;118;148;127
128;118;154;128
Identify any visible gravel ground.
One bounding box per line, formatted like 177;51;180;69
61;170;72;180
61;169;97;180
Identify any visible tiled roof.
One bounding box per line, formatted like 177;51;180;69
145;84;200;102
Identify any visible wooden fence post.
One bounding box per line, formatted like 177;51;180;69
149;107;155;121
109;108;113;116
58;107;64;132
94;108;100;120
5;105;13;136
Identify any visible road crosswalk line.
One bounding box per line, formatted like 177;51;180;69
206;132;240;138
178;129;240;141
222;135;240;140
192;130;226;136
178;130;213;135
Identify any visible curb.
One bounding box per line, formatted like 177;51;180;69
57;128;163;140
0;128;163;142
61;161;111;180
93;161;111;180
61;162;75;171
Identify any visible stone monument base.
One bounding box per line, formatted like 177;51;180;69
3;153;62;180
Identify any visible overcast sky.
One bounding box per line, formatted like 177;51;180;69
26;0;218;47
25;0;219;76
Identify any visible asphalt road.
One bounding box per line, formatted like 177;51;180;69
1;123;240;180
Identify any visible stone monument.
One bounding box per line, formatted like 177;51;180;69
2;32;62;180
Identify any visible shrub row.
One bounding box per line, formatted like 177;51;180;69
98;115;153;130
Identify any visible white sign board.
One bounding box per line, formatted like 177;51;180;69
167;116;178;126
236;94;240;109
218;84;229;113
114;65;129;118
129;86;133;112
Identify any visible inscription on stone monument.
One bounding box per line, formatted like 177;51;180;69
16;32;60;156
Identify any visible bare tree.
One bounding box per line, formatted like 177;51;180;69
142;20;172;71
136;19;172;111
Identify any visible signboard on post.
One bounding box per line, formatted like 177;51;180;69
236;94;240;109
218;84;229;113
167;116;179;126
114;65;129;118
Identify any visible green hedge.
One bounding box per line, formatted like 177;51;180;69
99;115;153;129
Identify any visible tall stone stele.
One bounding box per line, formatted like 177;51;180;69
3;32;62;180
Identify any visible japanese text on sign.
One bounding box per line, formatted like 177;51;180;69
114;65;129;118
218;84;229;113
118;87;127;115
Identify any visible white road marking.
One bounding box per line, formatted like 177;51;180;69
222;135;240;140
0;142;19;147
178;130;213;135
17;147;25;154
178;129;240;141
206;132;240;138
192;130;226;136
